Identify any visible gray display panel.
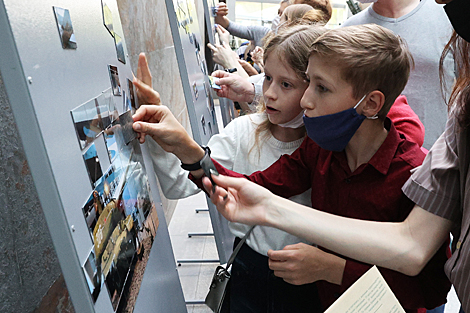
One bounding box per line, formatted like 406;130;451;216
202;0;237;127
165;0;219;145
0;0;186;312
166;0;234;264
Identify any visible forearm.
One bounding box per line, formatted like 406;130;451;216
147;139;201;199
266;198;451;276
215;15;229;29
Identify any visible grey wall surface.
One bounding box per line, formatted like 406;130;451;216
0;72;71;313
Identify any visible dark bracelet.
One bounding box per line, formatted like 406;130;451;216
181;146;211;171
225;68;237;73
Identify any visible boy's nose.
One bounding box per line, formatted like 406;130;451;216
300;88;314;110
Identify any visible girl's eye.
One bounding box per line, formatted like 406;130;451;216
281;82;291;88
265;75;272;81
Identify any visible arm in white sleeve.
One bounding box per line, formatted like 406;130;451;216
147;138;200;199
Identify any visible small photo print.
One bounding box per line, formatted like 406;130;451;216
102;1;114;37
114;33;126;64
82;249;103;303
127;79;137;110
208;76;221;89
119;111;137;145
108;65;122;96
71;98;104;150
83;143;104;186
53;6;77;49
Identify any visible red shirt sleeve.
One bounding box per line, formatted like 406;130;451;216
190;137;318;199
387;95;425;147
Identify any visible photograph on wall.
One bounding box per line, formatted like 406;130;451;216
108;65;122;96
114;33;126;64
76;106;159;311
71;98;104;150
53;6;77;49
101;1;114;37
96;89;114;130
82;248;103;303
82;142;104;186
127;79;137;110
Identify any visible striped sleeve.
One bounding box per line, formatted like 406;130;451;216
402;110;462;223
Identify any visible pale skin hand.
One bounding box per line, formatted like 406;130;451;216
215;24;230;45
238;59;259;76
207;42;249;78
251;46;264;72
132;105;204;166
134;53;161;106
207;42;239;69
268;243;346;285
215;3;230;29
211;70;255;102
203;174;453;276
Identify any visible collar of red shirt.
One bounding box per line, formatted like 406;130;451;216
333;118;403;176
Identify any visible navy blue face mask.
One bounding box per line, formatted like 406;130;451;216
303;95;377;152
444;0;470;43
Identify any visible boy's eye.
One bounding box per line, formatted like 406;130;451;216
316;84;328;93
281;82;291;88
265;75;272;81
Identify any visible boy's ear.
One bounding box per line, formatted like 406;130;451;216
363;91;385;118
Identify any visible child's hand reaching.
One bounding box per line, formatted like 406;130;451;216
132;105;204;164
133;53;161;106
251;46;264;72
215;24;230;45
202;174;273;226
211;70;255;102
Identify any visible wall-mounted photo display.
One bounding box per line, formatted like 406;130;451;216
79;138;159;311
108;65;122;96
53;6;77;49
83;142;104;186
71;98;104;150
127;79;137;110
114;33;126;64
82;249;103;303
101;1;114;37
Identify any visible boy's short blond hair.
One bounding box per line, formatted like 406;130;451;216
310;24;413;120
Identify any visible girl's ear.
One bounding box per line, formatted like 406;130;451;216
363;90;385;118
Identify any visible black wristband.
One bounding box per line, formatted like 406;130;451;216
225;68;237;73
181;146;211;171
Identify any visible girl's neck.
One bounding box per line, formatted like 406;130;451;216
344;120;388;172
270;124;306;142
372;0;420;18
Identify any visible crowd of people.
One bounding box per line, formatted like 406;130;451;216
131;0;470;312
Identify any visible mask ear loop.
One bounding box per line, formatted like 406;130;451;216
354;94;379;120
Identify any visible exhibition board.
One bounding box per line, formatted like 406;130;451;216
0;0;186;312
165;0;235;264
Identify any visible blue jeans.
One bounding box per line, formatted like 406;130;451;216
229;238;323;313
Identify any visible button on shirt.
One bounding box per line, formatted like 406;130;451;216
198;119;451;311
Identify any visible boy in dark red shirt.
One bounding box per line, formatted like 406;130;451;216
132;24;450;311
